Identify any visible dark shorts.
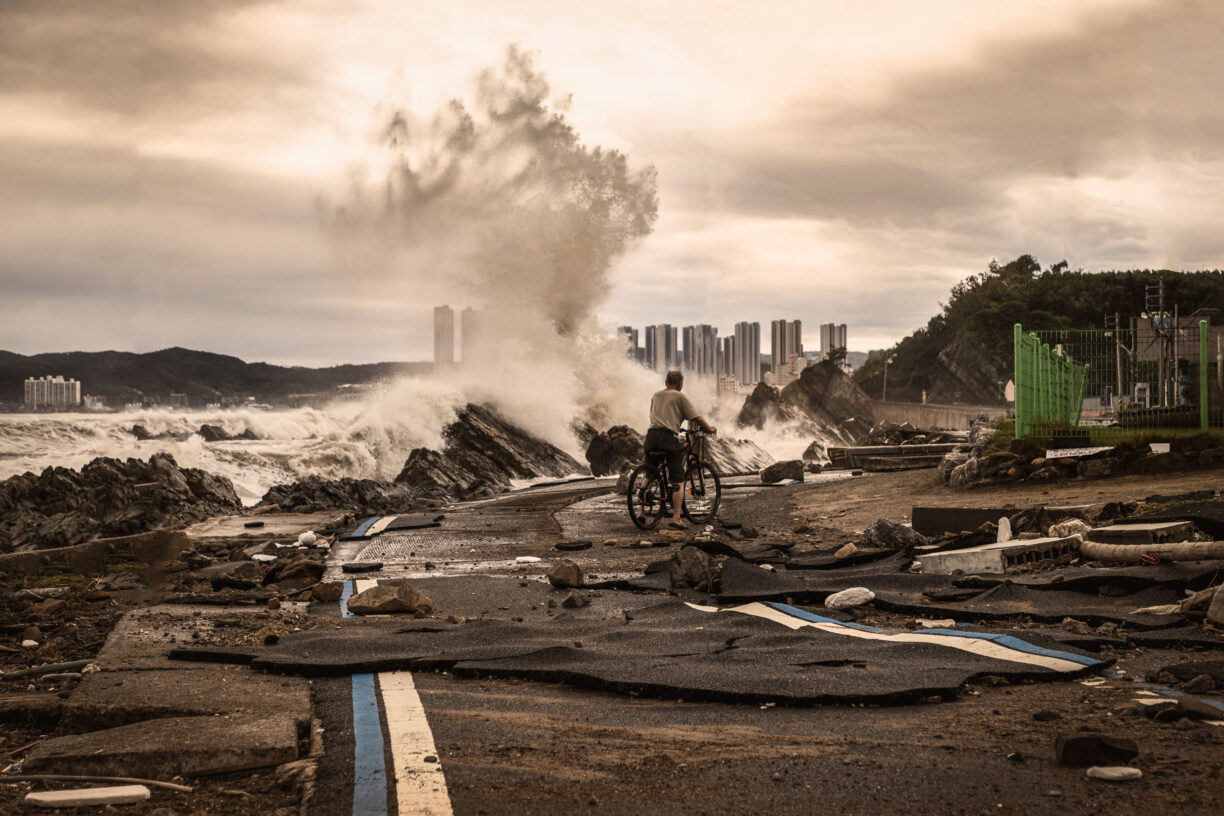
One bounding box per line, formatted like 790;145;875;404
644;427;684;485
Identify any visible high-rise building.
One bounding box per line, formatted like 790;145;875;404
24;375;81;408
460;307;479;363
733;321;761;385
771;320;803;372
644;324;678;370
433;305;455;370
616;326;639;361
819;323;848;358
681;324;718;377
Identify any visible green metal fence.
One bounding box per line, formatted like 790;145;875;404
1014;321;1223;440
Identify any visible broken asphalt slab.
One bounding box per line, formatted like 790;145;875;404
170;599;1108;706
24;714;299;778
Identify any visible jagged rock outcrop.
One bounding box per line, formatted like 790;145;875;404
197;424;259;442
736;383;782;430
585;425;645;477
395;403;584;500
780;361;876;427
0;453;242;553
760;460;804;484
259;477;420;515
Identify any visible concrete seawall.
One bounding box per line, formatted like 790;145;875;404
869;400;1010;430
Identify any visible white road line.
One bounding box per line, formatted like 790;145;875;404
365;516;397;537
378;671;454;816
690;602;1091;673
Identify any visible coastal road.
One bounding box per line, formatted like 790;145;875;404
304;478;1224;816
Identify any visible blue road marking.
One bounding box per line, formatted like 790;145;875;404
351;673;389;816
342;580;392;814
1132;680;1224;713
350;516;381;539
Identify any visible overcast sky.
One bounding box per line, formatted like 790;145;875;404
3;0;1223;365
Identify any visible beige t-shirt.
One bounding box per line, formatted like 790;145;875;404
649;388;699;433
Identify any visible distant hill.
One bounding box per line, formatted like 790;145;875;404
0;347;431;405
852;257;1224;404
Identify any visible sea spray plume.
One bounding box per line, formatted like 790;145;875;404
330;45;658;335
328;46;661;453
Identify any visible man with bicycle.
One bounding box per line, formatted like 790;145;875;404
643;370;717;529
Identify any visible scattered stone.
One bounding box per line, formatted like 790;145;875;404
25;784;151;808
22;640;39;650
297;531;318;546
657;529;687;544
1086;766;1142;782
1178;674;1217;695
1032;710;1061;722
20;625;42;643
862;519;927;552
556;540;593;551
311;581;344;603
243;520;265;528
1055;733;1139;766
561;592;590;609
547;560;583;588
825;587;875;610
346;583;434;615
834;543;859;560
516;556;541;563
760;460;804;484
669;546;717;592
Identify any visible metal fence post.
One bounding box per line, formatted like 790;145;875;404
1201;320;1209;431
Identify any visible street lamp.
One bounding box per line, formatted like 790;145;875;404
882;355;895;401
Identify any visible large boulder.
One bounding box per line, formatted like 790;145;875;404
395;403;584;500
347;583;433;615
259;477;419;514
669;546;718;592
760;460;804;484
780;362;875;427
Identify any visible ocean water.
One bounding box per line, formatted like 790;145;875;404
0;373;852;507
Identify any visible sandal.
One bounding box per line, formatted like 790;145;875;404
667;521;687;531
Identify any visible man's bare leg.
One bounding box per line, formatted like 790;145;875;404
670;484;684;526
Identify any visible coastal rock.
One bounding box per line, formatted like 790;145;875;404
0;453;242;554
736;383;782;430
779;362;876;429
259;477;419;514
585;425;645;477
395;403;583;500
701;436;774;477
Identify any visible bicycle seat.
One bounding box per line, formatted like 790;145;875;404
645;450;668;463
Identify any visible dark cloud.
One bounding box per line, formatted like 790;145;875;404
669;3;1224;236
0;0;313;119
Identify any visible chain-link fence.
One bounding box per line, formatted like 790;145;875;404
1014;320;1223;441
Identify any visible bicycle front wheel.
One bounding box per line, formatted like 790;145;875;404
682;461;721;524
627;464;664;530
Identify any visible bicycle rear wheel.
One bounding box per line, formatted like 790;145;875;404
681;461;721;524
627;464;664;530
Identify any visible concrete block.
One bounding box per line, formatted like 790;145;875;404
24;714;299;777
1087;521;1194;545
919;536;1080;575
26;784;150;808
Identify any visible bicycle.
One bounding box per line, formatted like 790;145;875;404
627;426;721;530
